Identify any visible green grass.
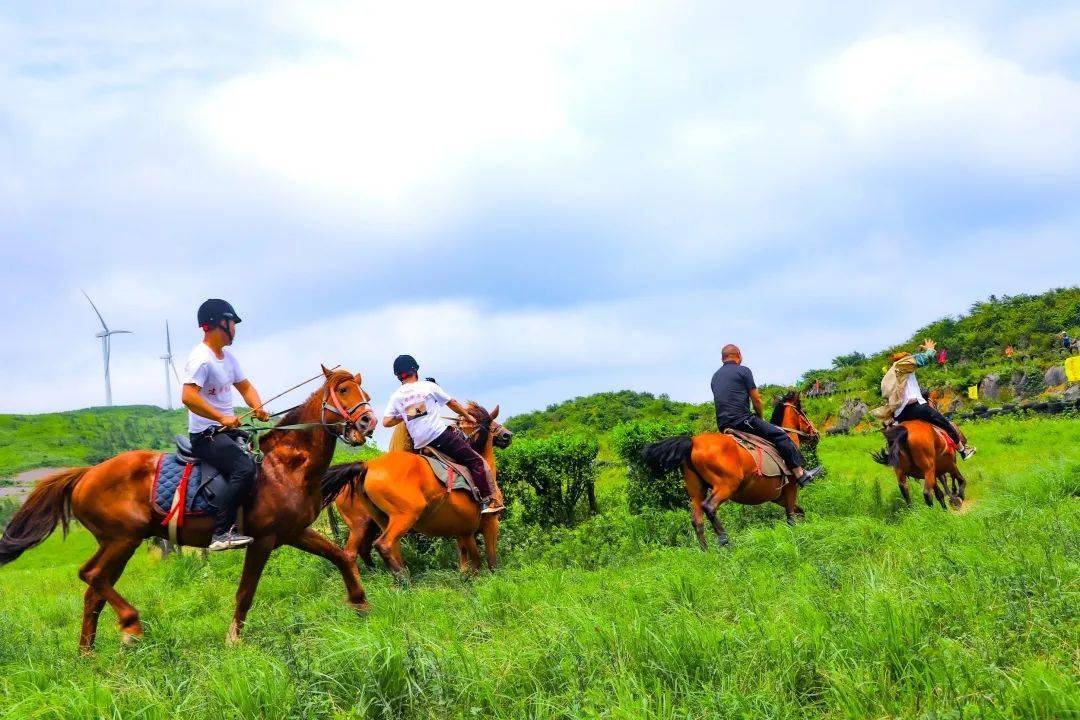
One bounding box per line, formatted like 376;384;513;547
0;415;1077;719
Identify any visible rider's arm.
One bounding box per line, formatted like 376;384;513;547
182;384;240;428
383;415;403;428
447;398;477;424
234;379;268;421
749;388;765;418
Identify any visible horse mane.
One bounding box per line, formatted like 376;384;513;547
466;402;491;451
769;390;799;426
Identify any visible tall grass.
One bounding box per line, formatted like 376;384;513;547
0;416;1076;719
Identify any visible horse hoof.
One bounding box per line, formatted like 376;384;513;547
225;624;241;646
350;601;372;615
120;630;142;646
717;536;731;548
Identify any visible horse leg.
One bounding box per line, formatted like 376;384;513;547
921;462;938;508
373;510;422;585
895;469;912;506
356;517;382;569
289;528;370;612
932;475;948;510
457;538;471;574
952;469;967;505
685;470;709;551
461;534;482;574
227;536;274;645
77;545;106;652
77;538;142;649
775;481;799;526
480;520;499;571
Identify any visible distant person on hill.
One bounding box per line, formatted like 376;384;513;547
1004;345;1015;360
710;345;822;487
181;299;269;551
1061;332;1074;352
874;338;975;460
383;356;504;514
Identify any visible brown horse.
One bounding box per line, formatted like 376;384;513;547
0;366;378;651
872;420;966;509
330;403;512;578
640;392;819;548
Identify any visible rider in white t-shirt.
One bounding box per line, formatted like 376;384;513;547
181;299;270;551
382;355;504;514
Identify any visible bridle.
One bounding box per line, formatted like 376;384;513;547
320;378;375;446
780;401;819;441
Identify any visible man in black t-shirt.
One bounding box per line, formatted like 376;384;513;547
711;344;821;487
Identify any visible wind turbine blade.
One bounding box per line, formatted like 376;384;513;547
110;330;133;335
166;320;172;355
170;360;183;386
81;290;109;332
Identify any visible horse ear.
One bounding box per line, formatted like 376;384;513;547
491;404;500;419
321;364;332;379
354;372;363;385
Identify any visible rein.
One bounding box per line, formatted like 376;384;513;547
779;402;819;439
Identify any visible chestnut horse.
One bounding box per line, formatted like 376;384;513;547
329;403;512;578
872;420;965;509
0;367;378;651
640;392;819;549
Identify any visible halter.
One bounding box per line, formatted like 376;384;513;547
320;378;375;446
780;402;819;439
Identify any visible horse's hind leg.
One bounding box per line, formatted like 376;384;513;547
290;528;370;612
461;535;482;574
685;471;709;551
344;515;380;570
895;469;912;506
373;510;422;584
78;538;142;650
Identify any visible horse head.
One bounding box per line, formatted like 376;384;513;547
459;402;513;450
771;389;819;448
320;365;378;446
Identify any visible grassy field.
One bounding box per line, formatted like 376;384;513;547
0;415;1077;719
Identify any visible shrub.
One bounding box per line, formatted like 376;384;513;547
0;498;16;531
496;434;599;528
612;420;695;513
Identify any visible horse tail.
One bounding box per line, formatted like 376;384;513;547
871;425;909;468
321;461;368;508
640;436;695;476
0;467;89;565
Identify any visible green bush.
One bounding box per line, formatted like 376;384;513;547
496;434;598;528
612;420;695;514
0;498;15;530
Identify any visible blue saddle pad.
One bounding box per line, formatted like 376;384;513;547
153;454;217;515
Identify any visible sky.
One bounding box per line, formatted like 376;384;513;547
2;1;1079;432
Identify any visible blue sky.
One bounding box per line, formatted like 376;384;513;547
2;1;1079;425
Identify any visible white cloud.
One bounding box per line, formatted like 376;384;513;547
811;29;1080;175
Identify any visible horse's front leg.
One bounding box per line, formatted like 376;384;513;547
290;528;370;612
774;481;799;526
480;519;500;571
227;536;275;645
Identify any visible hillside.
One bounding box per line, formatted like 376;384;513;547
3;288;1079;478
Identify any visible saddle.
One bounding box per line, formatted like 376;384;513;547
723;429;791;478
417;447;482;501
151;434;247;544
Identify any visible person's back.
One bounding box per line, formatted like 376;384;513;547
710;344;821;487
711;361;755;428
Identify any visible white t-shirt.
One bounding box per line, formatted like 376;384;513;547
183;343;246;433
895;373;926;418
383;380;452;449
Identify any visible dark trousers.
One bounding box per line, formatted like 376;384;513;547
427;427;493;498
190;430;257;534
895;403;962;445
723;415;806;471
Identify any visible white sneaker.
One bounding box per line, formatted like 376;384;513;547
208;529;253;551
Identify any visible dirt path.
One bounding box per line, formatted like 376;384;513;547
0;468;66;501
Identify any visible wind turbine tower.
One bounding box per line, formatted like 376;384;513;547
161;320;182;410
82;291;133;407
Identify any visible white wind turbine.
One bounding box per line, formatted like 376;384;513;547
82;291;132;407
161;320;182;410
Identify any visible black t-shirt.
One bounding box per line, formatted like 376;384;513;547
711;361;756;427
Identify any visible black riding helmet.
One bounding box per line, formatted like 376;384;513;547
197;298;242;327
393;354;420;379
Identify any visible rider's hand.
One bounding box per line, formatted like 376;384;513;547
460;412;477;425
219;414;242;429
922;338;936;350
254;408;270;422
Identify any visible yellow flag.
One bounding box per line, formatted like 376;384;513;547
967;386;978;400
1065;355;1080;382
881;365;888;375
